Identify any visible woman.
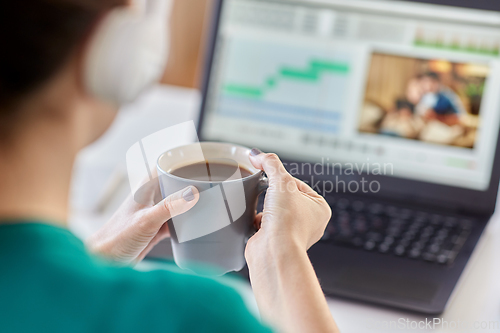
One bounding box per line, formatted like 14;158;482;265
0;1;339;332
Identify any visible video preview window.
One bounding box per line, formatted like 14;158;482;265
358;53;488;149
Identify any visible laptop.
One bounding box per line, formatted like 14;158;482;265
196;0;500;314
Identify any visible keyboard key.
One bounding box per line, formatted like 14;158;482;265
422;226;435;235
387;226;403;237
352;201;365;212
442;241;456;251
430;215;444;226
378;243;391;253
394;245;406;256
430;237;444;246
452;235;467;246
339;226;352;237
336;198;350;210
339;216;351;226
368;203;384;215
389;218;407;226
437;229;449;238
412;241;426;250
400;208;413;219
437;250;455;265
352;237;364;247
428;243;441;254
319;198;472;266
460;219;473;230
422;252;437;262
366;232;383;242
404;230;417;239
370;217;385;230
437;254;447;264
386;206;399;217
364;240;377;251
398;238;412;247
408;220;423;230
413;212;428;224
408;248;421;259
444;217;458;228
354;219;368;233
383;236;395;246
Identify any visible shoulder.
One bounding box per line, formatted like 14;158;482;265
81;261;274;333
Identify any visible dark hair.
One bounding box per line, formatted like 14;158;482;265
423;71;441;81
0;0;126;112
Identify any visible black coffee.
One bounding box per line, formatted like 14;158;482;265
170;160;253;181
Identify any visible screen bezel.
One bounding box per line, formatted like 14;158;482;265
197;0;500;216
401;0;500;11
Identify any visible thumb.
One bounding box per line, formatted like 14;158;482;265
144;186;199;230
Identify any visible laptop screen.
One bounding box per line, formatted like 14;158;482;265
200;0;500;191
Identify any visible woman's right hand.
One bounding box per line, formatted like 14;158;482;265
245;149;332;261
245;149;338;333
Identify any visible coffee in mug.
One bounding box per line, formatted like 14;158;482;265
170;161;253;181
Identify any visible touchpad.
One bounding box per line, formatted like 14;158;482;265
334;267;439;303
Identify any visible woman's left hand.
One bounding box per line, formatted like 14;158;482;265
86;185;199;264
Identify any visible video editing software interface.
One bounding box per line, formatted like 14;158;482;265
201;0;500;191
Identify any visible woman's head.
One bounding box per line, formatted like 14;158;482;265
0;0;128;144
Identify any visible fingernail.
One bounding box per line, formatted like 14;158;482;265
250;148;262;156
182;188;195;202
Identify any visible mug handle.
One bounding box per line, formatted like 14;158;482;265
258;172;269;193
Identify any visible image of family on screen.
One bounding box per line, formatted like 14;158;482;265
358;53;488;148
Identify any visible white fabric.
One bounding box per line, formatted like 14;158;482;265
84;0;172;105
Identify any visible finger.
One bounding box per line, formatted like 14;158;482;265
134;224;170;263
254;212;263;230
153;222;170;240
143;186;199;232
248;149;294;187
293;177;322;197
133;176;162;207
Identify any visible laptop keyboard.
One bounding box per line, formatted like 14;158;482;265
320;196;473;265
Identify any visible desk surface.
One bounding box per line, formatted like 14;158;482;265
69;85;500;333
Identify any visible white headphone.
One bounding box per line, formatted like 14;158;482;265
84;0;172;105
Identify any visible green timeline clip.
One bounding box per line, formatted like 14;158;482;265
223;59;350;99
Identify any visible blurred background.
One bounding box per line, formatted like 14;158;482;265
70;0;216;239
162;0;213;88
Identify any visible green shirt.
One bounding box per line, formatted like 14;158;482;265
0;222;273;333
